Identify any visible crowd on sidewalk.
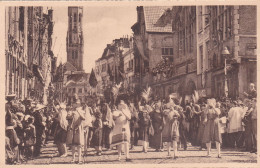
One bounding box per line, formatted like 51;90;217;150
5;83;257;164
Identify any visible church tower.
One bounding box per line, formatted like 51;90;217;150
66;7;84;71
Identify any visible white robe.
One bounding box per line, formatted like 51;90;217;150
227;107;245;133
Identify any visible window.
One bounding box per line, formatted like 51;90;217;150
218;6;224;41
73;88;76;93
102;64;106;72
199;45;203;73
205;6;210;26
128;60;134;71
79;14;81;22
205;41;210;69
162;48;173;56
198;6;203;31
162;48;174;61
74;13;77;22
75;51;78;59
225;6;232;39
78;88;82;93
74;24;77;33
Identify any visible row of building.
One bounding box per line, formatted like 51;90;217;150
95;6;257;102
5;7;56;104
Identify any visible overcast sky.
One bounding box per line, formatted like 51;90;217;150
52;6;137;73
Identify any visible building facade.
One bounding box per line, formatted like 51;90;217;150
5;6;54;104
95;37;131;94
196;5;257;99
131;6;174;99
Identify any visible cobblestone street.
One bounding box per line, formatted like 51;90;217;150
24;141;257;164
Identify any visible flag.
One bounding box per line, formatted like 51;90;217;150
89;68;97;88
119;70;126;82
107;65;113;81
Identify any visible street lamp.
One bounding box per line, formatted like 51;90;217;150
222;47;231;98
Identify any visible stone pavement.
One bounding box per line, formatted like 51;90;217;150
24;141;257;164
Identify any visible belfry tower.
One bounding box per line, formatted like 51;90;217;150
66;7;84;71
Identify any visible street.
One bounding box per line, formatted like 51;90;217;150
24;141;257;164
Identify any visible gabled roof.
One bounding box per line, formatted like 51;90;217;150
67;72;89;83
143;6;172;33
63;62;77;72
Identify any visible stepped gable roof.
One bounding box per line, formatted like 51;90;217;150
143;6;172;33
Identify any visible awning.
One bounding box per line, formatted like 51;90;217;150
133;35;149;61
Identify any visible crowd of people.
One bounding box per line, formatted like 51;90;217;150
5;83;257;164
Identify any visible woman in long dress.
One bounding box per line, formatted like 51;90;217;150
111;98;131;161
53;104;68;157
202;99;222;158
149;100;164;151
66;100;85;164
162;97;180;158
138;100;153;153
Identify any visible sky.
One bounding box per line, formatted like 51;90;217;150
52;6;137;73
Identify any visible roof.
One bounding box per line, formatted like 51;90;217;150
63;62;77;72
67;72;89;83
143;6;172;33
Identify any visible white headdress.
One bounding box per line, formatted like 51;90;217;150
141;86;151;103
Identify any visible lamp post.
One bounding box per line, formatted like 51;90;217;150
222;47;231;98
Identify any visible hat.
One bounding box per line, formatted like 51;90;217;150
35;104;45;111
95;112;102;119
6;119;16;126
27;116;34;124
60;103;66;109
6;94;16;101
16;112;24;119
24;115;31;121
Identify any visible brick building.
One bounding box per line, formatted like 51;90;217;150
95;37;131;94
196;6;257;99
131;6;173;98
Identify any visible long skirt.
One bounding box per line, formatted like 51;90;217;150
54;126;67;144
149;122;162;149
196;123;205;145
92;128;103;148
138;126;149;142
202;118;222;144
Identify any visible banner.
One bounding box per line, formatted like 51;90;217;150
133;35;149;61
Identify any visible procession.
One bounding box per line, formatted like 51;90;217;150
5;5;257;165
5;82;257;164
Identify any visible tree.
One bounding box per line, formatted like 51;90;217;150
89;68;98;88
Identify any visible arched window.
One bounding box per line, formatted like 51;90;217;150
213;53;217;68
74;13;77;22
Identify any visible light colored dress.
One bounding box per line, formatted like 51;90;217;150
202;107;222;143
66;107;85;146
111;103;131;147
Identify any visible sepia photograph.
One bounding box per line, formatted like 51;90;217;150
4;3;258;166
